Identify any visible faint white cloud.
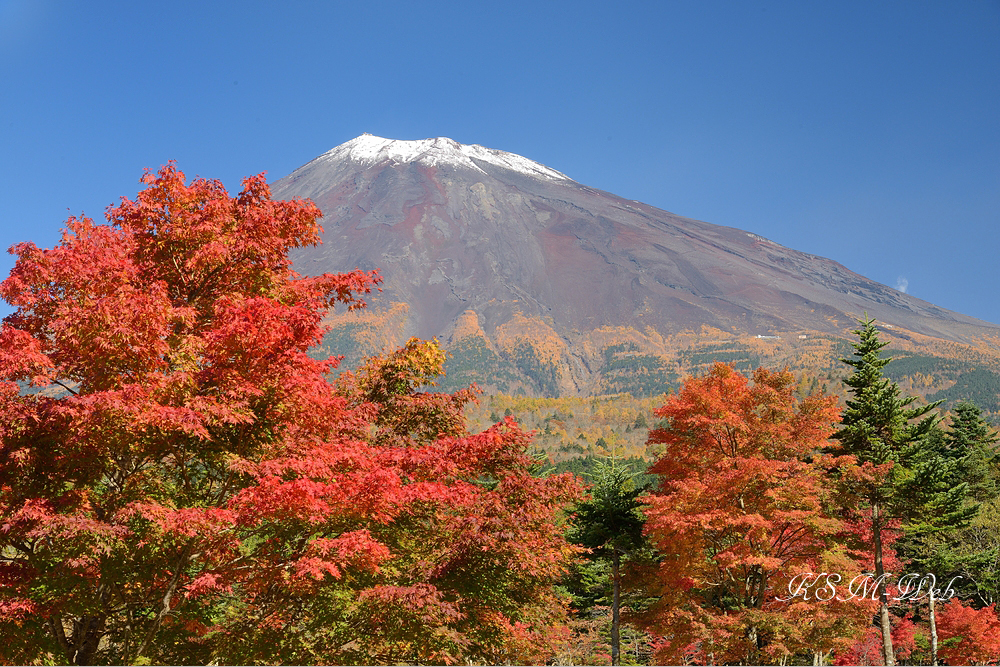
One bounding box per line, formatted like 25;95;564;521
895;276;909;293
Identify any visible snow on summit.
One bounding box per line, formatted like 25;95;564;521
319;134;572;181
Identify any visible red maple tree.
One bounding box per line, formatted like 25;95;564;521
0;164;580;664
637;363;872;664
936;599;1000;665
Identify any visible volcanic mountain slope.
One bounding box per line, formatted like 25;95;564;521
274;135;1000;406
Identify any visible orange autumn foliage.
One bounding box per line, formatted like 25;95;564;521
637;363;871;664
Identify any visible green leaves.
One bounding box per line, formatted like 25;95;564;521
569;458;646;555
835;316;941;472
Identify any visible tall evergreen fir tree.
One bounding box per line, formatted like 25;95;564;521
901;427;978;538
947;402;999;503
568;457;648;666
899;401;997;533
899;402;1000;604
833;316;941;667
896;405;988;666
940;403;1000;610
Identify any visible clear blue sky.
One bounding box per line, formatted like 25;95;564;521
2;1;998;324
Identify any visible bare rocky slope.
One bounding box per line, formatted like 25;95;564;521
273;135;1000;405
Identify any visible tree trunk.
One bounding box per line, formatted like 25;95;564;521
49;612;107;665
873;500;896;666
611;548;621;666
76;616;107;665
929;588;938;666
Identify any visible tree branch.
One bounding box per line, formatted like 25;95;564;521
132;543;192;661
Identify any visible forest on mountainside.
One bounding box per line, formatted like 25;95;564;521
2;167;999;665
318;305;1000;428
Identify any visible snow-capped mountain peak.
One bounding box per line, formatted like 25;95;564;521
318;134;573;182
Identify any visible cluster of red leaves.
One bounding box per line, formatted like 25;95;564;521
637;363;873;664
936;599;1000;665
0;164;581;665
834;602;1000;666
832;613;917;666
218;346;584;664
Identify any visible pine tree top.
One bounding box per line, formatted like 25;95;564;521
835;315;940;467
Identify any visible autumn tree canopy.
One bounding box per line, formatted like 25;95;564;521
0;165;581;665
638;363;871;664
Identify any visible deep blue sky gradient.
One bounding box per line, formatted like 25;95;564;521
2;1;998;324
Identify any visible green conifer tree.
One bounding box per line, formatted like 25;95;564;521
899;402;999;605
568;457;648;666
897;410;983;666
833;315;941;666
947;402;999;503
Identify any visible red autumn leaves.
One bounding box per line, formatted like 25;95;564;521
0;164;581;665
